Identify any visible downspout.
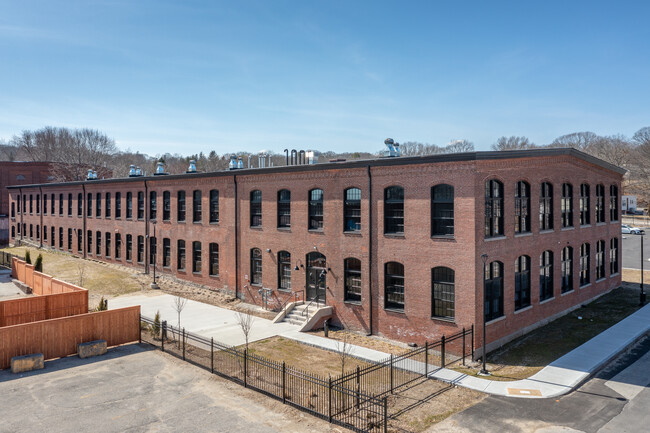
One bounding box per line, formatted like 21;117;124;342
144;180;149;275
367;165;373;336
82;184;87;259
38;186;43;248
234;174;239;299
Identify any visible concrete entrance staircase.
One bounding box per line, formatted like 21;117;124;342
272;300;332;331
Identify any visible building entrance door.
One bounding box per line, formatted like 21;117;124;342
306;252;326;303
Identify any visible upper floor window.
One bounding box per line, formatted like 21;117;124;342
514;181;530;234
105;192;111;218
193;190;202;223
11;202;15;218
209;190;219;223
59;193;63;215
384;261;404;311
29;194;33;214
610;238;619;274
344;188;361;232
137;191;144;220
278;251;291;290
36;194;40;214
149;191;157;220
384;186;404;235
432;184;454;237
485;180;504;237
250;248;262;285
126;192;133;219
308;188;324;230
209;243;219;276
41;194;45;215
596;240;605;280
77;193;83;217
250;190;262;227
50;193;54;214
163;191;171;221
561;246;573;294
344;258;362;303
539;250;554;301
16;195;20;214
177;190;186;222
96;193;101;218
432;266;455;319
87;193;92;217
595;184;605;223
68;193;73;216
610;185;619;221
277;189;291;228
514;255;531;310
116;192;122;219
561;183;573;228
580;243;590;286
540;182;553;231
193;241;202;273
579;184;590;225
485;261;504;321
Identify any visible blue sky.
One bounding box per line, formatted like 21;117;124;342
1;0;649;155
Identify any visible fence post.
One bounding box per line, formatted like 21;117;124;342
471;324;475;361
390;354;394;394
441;335;446;369
328;376;332;423
139;315;142;344
383;396;388;433
244;349;248;388
182;328;186;361
356;365;360;409
282;361;286;404
161;321;166;352
462;327;466;366
211;337;214;374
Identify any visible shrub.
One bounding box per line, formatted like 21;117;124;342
34;254;43;272
152;310;161;339
96;296;107;311
25;250;31;264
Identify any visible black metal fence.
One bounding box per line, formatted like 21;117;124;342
140;315;387;433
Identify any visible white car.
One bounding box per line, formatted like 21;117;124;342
622;224;645;235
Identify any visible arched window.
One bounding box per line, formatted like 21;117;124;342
384;186;404;234
540;182;553;231
251;248;262;285
515;181;530;233
344;188;361;232
163;191;171;221
431;184;454;236
485;261;504;321
579;184;590;225
278;251;291;290
610;185;619;221
561;246;573;293
432;267;455;319
540;250;553;301
595;184;605;223
209;190;219;223
209;243;219;276
561;183;573;228
192;241;202;273
250;190;262;227
514;256;530;310
344;258;362;303
580;243;590;286
277;190;291;228
308;188;324;230
176;239;185;270
192;190;201;223
384;262;404;310
596;240;605;280
149;191;157;220
485;180;503;237
610;238;619;274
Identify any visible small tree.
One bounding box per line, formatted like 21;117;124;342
151;310;161;339
236;311;255;351
96;296;107;311
76;262;87;287
34;254;43;272
172;295;188;346
335;332;355;376
25;250;31;264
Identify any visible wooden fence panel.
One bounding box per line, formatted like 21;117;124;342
0;306;141;369
42;275;52;294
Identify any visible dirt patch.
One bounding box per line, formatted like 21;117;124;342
622;268;650;284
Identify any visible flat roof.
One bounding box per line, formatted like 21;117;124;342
7;148;625;190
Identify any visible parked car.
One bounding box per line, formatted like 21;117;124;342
626;209;645;215
622;224;645;235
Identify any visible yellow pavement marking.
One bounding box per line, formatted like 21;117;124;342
507;388;542;396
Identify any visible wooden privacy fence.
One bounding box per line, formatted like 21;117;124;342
11;257;87;296
0;306;141;370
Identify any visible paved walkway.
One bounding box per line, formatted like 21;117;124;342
110;291;650;399
0;269;27;300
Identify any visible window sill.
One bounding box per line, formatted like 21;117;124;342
384;308;406;315
177;221;185;224
344;300;362;306
610;220;619;224
250;226;263;230
514;232;532;238
277;227;291;231
193;272;202;276
344;231;362;237
277;288;292;293
539;297;554;305
539;229;554;234
209;274;220;278
308;229;324;234
193;221;202;225
431;235;455;241
596;277;606;283
596;222;606;226
162;219;171;223
560;289;574;297
384;233;405;239
514;305;532;315
580;283;591;289
250;283;262;287
580;224;592;229
431;316;455;323
561;227;574;231
485;315;505;325
484;235;506;242
209;222;219;225
610;272;620;278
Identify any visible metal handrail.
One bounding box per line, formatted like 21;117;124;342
275;289;304;313
301;294;322;317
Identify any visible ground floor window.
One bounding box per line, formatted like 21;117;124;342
384;262;404;311
344;258;362;303
432;266;455;319
209;243;219;276
485;261;503;321
514;255;530;310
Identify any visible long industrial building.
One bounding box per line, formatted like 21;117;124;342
7;148;624;351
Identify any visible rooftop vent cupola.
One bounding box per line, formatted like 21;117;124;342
229;155;237;170
186;160;197;174
128;165;137;177
87;169;95;180
154;161;168;176
384;138;401;157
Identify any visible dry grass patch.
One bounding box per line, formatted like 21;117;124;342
622;268;650;284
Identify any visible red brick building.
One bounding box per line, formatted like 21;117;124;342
7;149;624;352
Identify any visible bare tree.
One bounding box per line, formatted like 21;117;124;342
491;136;536;151
236;311;255;351
550;131;599;150
172;295;188;346
334;332;355;376
633;127;650;147
76;262;87;287
444;139;474;153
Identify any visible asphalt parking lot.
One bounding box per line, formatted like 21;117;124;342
0;344;335;433
621;233;650;270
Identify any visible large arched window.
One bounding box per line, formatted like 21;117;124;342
540;182;553;231
209;243;219;276
515;181;530;234
596;240;605;280
344;188;361;232
485;261;504;321
610;185;619;221
514;255;530;310
431;184;454;236
595;184;605;223
308;188;324;230
209;190;219;223
278;251;291;290
250;248;262;285
579;184;590;226
384;186;404;234
561;246;573;293
250;190;262;227
344;258;362;303
610;238;619;274
485;180;503;237
580;243;590;286
561;183;573;228
432;267;455;319
277;189;291;228
384;262;404;311
540;250;553;301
